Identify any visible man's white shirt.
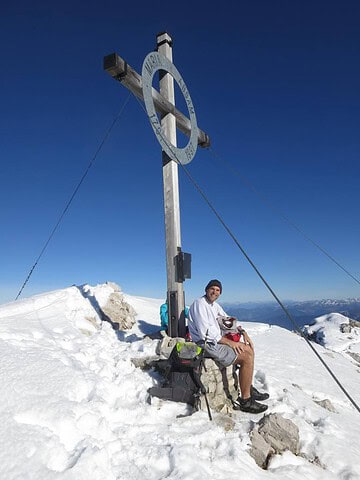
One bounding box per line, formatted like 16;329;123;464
188;295;227;343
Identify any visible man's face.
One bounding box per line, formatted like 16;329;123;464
206;286;221;303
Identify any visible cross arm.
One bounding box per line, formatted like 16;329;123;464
103;53;210;148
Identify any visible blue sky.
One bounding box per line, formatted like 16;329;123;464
1;0;359;304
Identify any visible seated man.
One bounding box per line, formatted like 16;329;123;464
188;279;269;414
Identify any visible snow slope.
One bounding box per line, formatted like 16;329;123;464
0;283;359;480
304;312;360;358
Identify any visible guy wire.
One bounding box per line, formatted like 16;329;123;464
15;94;131;301
208;147;360;288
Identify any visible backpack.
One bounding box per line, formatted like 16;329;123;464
148;342;206;407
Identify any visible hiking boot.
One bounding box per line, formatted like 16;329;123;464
251;385;269;401
233;396;268;414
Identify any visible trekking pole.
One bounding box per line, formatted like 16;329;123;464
200;330;212;421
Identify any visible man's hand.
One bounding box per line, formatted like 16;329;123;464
231;341;246;354
219;337;246;354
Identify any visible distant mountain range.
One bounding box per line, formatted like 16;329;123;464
222;298;360;331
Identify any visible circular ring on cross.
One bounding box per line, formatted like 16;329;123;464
141;51;198;165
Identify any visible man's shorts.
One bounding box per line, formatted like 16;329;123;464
203;342;237;367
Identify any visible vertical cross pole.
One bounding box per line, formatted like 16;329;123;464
157;32;186;338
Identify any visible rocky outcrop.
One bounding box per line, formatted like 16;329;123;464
79;282;136;331
198;358;238;413
101;291;136;330
250;413;300;469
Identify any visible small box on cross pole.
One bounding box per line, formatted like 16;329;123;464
175;251;191;283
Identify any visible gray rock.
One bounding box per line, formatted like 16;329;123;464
101;291;136;330
200;359;238;412
347;351;360;364
314;398;337;413
340;323;352;334
250;430;275;469
250;413;300;468
131;355;160;369
257;413;300;455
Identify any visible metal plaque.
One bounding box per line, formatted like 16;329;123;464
142;51;198;165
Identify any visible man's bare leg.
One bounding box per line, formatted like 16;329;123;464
232;345;268;413
235;345;254;399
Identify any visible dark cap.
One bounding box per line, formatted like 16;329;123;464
205;279;222;294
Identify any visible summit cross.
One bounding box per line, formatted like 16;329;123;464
104;32;210;337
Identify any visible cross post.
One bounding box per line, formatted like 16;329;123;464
103;33;210;337
157;32;184;337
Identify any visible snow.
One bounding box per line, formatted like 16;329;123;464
304;312;360;356
1;283;360;480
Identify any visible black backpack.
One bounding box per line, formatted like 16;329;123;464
148;342;206;407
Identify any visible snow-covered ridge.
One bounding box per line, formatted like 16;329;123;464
303;312;360;363
227;297;360;307
291;298;360;307
308;297;359;303
0;283;360;480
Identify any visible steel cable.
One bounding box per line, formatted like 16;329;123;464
208;147;360;288
15;94;131;300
